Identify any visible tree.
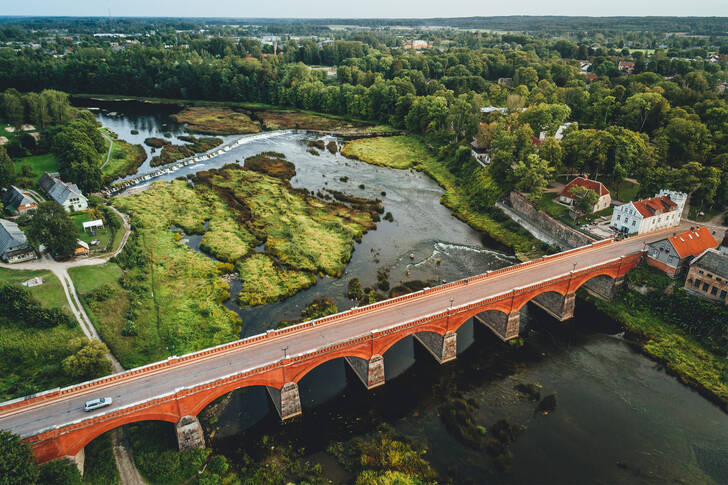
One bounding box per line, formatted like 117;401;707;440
621;92;670;132
518;103;571;136
27;202;78;259
514;153;554;198
0;145;14;188
569;185;600;216
0;430;39;485
61;339;112;380
38;459;82;485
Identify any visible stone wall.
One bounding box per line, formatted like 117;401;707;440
506;192;596;249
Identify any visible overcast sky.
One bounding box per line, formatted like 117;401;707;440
2;0;727;18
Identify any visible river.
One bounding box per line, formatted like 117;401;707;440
83;101;728;485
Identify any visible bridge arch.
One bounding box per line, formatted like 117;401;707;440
63;412;179;459
572;271;617;293
373;320;448;357
289;347;373;384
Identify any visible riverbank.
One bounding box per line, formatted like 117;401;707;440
582;265;728;411
342;135;547;260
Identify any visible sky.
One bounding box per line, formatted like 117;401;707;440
1;0;727;19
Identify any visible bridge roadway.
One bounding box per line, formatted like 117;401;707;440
0;225;687;439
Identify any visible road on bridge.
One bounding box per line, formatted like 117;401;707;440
0;223;694;439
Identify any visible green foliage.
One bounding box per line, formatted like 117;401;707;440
0;430;39;485
61;338;113;380
82;432;119;485
149;136;223;167
0;145;14;188
38;459;83;485
514;153;554;197
0;284;74;329
27;201;78;259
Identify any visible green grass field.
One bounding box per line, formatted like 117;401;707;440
341;136;429;169
604;179;640;202
71;212;113;249
101;138;147;183
14;153;60;179
0;267;85;400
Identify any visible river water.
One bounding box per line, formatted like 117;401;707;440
84;101;728;485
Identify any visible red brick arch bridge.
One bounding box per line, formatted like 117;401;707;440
0;233;665;466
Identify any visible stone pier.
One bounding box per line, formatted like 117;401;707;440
531;292;575;321
64;448;85;475
176;415;205;451
582;275;624;301
266;382;302;420
414;331;457;363
474;310;521;340
345;354;385;389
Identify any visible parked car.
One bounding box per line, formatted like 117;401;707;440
84;397;112;412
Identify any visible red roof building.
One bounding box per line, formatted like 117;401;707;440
647;226;719;276
558;177;611;212
632;195;676;218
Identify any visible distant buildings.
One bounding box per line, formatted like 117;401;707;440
618;61;635;74
0;218;35;263
403;40;430;50
38;173;88;212
685;234;728;305
610;190;686;235
2;186;38;215
559;177;611;213
647;226;718;277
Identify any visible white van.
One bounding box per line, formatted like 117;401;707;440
83;397;113;412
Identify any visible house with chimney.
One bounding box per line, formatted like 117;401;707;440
610;190;686;235
38;173;88;212
646;226;718;277
2;186;38;214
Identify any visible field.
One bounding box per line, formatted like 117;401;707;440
257;109;394;136
236;254;316;306
149;136;223;167
340;135;543;259
172;106;261;135
0;267;84;400
101;138;147;183
71;212;113;249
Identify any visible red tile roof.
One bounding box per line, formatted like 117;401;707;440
632;195;677;218
668;226;718;259
560;177;609;198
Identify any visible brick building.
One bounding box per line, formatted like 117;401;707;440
685;234;728;305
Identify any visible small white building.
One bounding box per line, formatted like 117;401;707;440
610;190;686;235
82;219;104;232
558;176;611;213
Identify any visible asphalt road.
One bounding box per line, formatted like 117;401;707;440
0;223;696;438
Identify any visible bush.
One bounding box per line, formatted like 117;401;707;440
61;339;112;380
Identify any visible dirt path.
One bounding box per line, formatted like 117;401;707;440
100;131;114;170
111;427;146;485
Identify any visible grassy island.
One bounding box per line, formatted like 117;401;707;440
101;138;147;183
71;161;374;367
172;106;261;135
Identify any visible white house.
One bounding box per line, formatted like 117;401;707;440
610;190;686;235
38;173;88;212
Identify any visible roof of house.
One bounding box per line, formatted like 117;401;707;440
632;195;677;218
0;218;28;255
667;226;718;259
39;173;85;205
560;177;610;198
2;186;36;210
692;248;728;278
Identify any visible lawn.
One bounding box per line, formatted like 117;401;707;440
14;153;60;179
536;192;571;219
341;135;544;260
604;179;640;202
0;267;85;400
71;212;113;249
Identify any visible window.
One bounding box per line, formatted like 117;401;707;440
616;215;621;221
699;270;704;275
711;286;718;296
694;278;701;288
708;274;713;279
702;282;710;291
721;290;727;300
717;277;723;283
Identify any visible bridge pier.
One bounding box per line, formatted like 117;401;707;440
345;354;385;389
414;331;457;363
531;292;575;321
474;310;520;341
63;448;85;476
583;275;624;301
266;382;302;420
176;415;205;451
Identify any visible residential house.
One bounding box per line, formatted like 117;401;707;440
2;186;38;214
38;173;88;212
558;177;611;212
646;226;718;276
618;61;635;74
685;234;728;305
610;190;686;235
0;218;36;263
